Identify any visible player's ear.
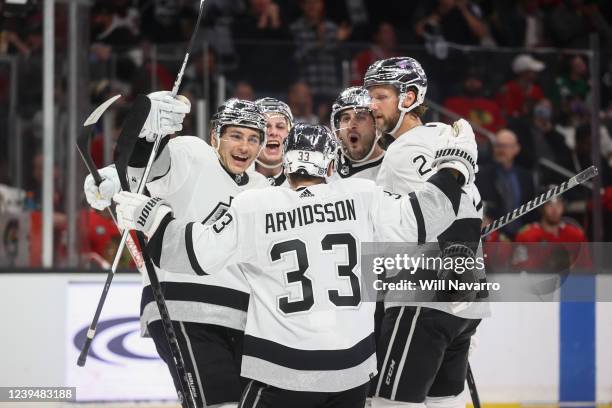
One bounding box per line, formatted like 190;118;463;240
402;90;416;109
210;131;218;148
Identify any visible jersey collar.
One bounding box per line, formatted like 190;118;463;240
220;160;250;186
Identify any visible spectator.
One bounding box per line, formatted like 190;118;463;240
513;192;590;273
91;1;139;47
289;0;351;100
350;22;398;85
138;0;183;44
232;0;295;93
515;194;587;244
443;67;506;133
287;80;318;125
545;0;612;49
533;99;574;178
182;48;219;116
507;98;573;173
496;54;545;118
552;54;590;110
490;0;546;47
232;80;255;101
414;0;487;46
476;129;535;238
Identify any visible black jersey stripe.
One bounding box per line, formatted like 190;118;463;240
243;332;375;371
186;222;208;276
140;282;250;315
427;169;462;215
337;154;384;178
147;213;174;267
408;192;426;244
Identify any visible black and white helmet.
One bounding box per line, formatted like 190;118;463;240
330;86;373;135
364;57;427;134
255;97;294;129
283;124;337;178
364;57;427;104
212;98;268;147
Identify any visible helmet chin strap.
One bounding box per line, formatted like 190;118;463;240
388;92;416;137
255;158;282;169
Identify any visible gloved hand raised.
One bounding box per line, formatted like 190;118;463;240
139;91;191;142
431;119;478;185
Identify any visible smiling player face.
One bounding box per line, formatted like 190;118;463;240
214;126;263;174
258;114;289;166
336;108;377;161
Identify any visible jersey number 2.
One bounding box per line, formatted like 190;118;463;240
413;155;432;176
270;233;360;314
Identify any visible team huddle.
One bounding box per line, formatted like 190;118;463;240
84;57;489;408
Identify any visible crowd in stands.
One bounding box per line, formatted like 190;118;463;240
1;0;612;267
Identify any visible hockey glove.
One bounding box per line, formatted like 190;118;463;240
139;91;191;142
84;165;121;210
436;243;480;303
431;119;478;185
114;191;172;237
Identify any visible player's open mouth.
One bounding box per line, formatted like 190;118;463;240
266;140;281;154
349;133;359;144
231;154;248;163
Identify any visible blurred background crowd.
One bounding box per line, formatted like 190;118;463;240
1;0;612;269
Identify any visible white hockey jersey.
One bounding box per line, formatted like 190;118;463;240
329;151;385;182
376;122;483;213
149;172;464;392
376;123;489;319
128;136;269;333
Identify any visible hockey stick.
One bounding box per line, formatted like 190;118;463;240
113;95;197;408
464;166;599;407
76;99;145;367
481;166;598;237
466;364;481;408
104;0;206;291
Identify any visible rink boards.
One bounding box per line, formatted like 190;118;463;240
0;272;610;404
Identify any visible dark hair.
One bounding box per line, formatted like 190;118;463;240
287;173;324;186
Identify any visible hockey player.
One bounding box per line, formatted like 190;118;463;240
254;97;293;187
84;94;270;408
364;57;488;408
330;86;386;407
113;123;479;408
330;86;385;182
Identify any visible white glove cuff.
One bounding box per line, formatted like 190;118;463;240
432;148;476;185
145;206;172;238
436;160;471;186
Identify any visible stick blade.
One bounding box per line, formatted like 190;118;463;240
114;95;151;191
84;94;122;126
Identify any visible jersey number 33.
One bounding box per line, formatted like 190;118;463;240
271;233;360;315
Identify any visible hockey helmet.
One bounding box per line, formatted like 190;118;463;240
283;124;337;178
255;97;294;129
364;57;427;105
330;87;373;135
212;98;268;146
